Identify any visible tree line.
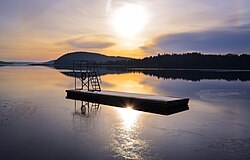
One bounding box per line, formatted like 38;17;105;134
103;52;250;69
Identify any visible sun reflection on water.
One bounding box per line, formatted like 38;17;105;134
117;106;140;130
108;107;152;159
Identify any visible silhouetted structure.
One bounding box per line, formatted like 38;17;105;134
66;90;189;116
73;100;100;117
73;60;102;91
68;95;189;116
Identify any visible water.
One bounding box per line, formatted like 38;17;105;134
0;66;250;160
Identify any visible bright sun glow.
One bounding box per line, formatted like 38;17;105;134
112;4;148;36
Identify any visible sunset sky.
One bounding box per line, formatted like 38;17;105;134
0;0;250;61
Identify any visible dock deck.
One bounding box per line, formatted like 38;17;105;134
66;90;189;114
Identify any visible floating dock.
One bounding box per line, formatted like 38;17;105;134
66;90;189;115
66;61;189;115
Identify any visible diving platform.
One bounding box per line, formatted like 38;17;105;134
66;60;189;115
66;90;189;114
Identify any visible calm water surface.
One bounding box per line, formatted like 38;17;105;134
0;66;250;160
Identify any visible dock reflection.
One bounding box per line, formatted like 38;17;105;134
70;99;152;159
73;100;100;117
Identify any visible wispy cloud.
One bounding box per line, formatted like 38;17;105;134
142;24;250;54
57;34;115;49
106;0;112;12
1;0;250;61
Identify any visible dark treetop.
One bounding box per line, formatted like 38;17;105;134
103;52;250;69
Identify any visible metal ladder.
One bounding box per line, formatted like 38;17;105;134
73;60;101;91
88;71;101;91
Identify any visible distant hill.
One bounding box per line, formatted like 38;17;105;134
30;60;55;66
0;61;13;65
43;60;55;65
54;51;132;67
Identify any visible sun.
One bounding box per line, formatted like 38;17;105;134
112;4;148;37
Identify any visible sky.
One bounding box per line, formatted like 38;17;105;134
0;0;250;62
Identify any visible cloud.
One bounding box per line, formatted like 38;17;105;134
57;35;115;49
143;24;250;54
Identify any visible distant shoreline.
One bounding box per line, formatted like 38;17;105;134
2;52;250;70
1;63;250;71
